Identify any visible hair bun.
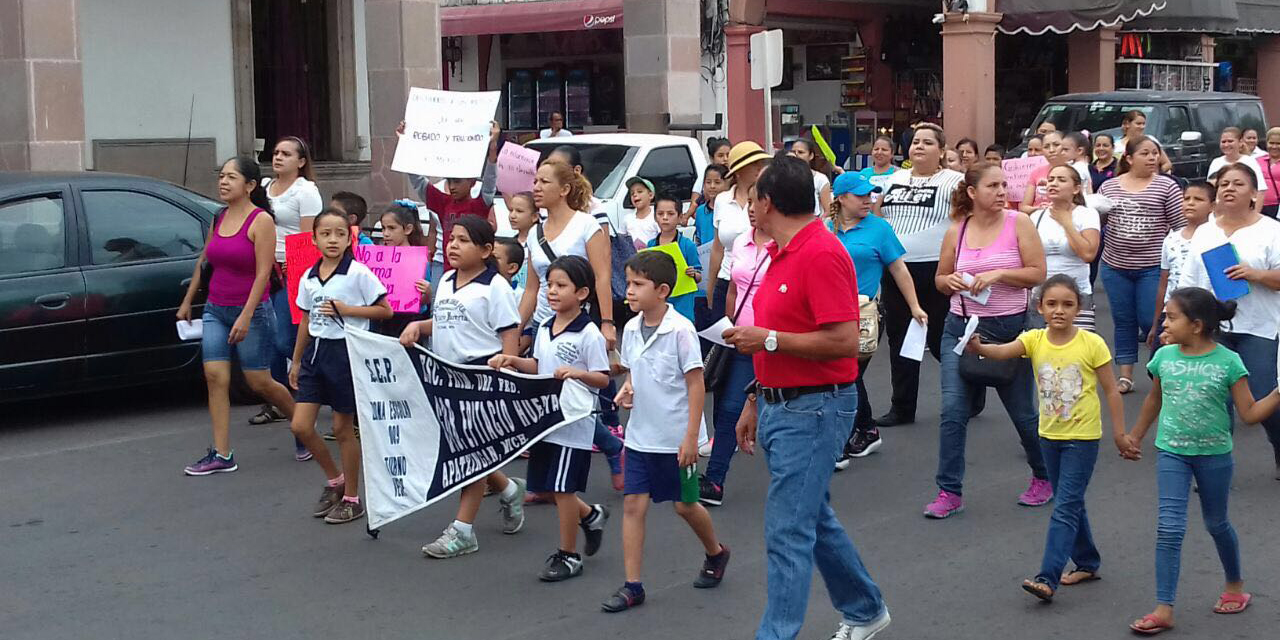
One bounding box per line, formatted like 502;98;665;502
1218;298;1238;322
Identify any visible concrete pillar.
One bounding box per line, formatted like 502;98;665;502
941;11;1000;148
725;25;766;146
623;0;702;134
0;0;85;171
1068;28;1117;94
1199;35;1216;64
1258;37;1280;128
364;0;442;208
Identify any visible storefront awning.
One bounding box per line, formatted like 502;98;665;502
1236;0;1280;33
441;0;624;37
996;1;1168;35
1123;0;1238;33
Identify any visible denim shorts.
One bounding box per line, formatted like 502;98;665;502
201;301;275;370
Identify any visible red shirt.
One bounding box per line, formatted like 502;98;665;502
425;183;491;270
752;219;860;387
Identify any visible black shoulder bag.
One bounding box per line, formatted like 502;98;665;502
956;216;1025;388
704;249;768;391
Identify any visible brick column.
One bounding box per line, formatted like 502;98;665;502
364;0;442;209
1068;28;1117;94
725;24;766;146
941;11;1000;148
0;0;85;170
1258;36;1280;128
622;0;702;134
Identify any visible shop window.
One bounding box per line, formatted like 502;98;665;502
81;191;204;266
634;147;698;204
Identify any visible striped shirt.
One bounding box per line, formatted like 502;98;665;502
1099;175;1184;269
880;168;965;262
950;211;1028;317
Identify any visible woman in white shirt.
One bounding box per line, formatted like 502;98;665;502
789;139;833;217
1177;163;1280;478
1207;127;1269;195
1030;165;1101;330
708;142;771;321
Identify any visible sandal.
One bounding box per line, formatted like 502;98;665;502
248;405;286;425
1060;570;1100;585
1117;377;1134;394
1021;578;1054;601
1214;591;1251;614
1129;614;1173;635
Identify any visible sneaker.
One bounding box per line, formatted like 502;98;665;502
834;451;852;472
923;490;964;519
605;450;624;491
698;438;713;457
607;423;625;441
295;444;313;462
499;478;527;534
830;608;891;640
847;429;882;458
693;544;730;588
312;484;344;517
422;525;479;558
1017;477;1054;507
579;504;610;556
323;499;365;524
601;584;646;612
539;550;583;582
698;476;724;507
184;448;237;476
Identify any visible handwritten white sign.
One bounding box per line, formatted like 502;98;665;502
496;143;541;195
392;88;501;179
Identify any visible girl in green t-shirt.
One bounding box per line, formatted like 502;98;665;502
1123;287;1280;634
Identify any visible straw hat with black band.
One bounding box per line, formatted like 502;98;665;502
726;141;772;177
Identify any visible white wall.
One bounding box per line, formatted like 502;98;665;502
773;45;843;126
78;0;237;168
354;0;371;161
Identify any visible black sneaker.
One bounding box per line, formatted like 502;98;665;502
601;584;646;612
698;476;724;506
539;550;583;582
693;544;730;588
873;410;914;427
579;504;609;556
847;428;883;458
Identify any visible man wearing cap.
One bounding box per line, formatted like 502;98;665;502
725;156;890;640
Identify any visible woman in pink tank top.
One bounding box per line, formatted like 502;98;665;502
923;162;1050;520
176;156;296;477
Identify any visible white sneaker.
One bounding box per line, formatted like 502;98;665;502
699;438;713;457
422;525;478;559
830;608;890;640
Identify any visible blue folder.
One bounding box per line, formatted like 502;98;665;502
1200;243;1250;301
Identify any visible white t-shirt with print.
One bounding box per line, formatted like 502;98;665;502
296;256;387;340
879;168;965;262
713;188;752;279
622;210;660;249
265;177;324;261
1160;230;1194;303
534;314;610;450
1178;214;1280;338
527;211;604;324
431;266;521;364
1031;205;1101;295
619;306;707;454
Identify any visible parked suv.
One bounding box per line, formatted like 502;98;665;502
1016;91;1267;179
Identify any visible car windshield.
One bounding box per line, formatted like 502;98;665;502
1032;103;1157;141
525;142;638;200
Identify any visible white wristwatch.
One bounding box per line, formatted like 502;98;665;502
764;330;779;352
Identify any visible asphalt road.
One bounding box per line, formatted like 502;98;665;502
4;300;1279;640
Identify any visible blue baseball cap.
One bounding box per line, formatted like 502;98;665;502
832;171;881;197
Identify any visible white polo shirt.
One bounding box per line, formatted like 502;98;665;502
431;265;521;364
297;254;387;339
620;305;707;454
534;312;610;450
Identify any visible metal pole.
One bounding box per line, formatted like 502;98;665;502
764;85;773;150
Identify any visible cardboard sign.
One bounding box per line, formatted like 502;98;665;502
284;232;321;325
1002;156;1048;203
392;88;501;179
495;143;540;195
353;245;431;314
641;243;698;298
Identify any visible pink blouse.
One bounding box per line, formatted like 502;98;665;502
727;230;772;327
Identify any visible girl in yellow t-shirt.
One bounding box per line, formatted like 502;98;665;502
966;274;1126;602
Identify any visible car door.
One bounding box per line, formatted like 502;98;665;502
76;186;208;381
0;188;88;397
1160;104;1205;179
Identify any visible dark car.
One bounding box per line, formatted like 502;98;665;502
1014;91;1267;179
0;171;223;401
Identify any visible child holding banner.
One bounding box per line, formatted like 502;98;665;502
602;250;728;613
489;255;612;582
645;193;701;322
290;210;393;524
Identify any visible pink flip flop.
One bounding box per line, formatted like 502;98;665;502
1214;592;1251;614
1129;614;1173;635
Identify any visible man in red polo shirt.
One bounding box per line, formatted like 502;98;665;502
725;155;889;640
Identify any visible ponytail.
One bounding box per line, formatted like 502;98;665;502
225;155;274;217
1118;135;1162;175
384;200;427;246
539;158;594;212
1168;287;1237;339
951;162;1001;219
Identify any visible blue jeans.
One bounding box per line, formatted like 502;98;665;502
269;287;296;386
1155;450;1240;605
757;385;885;639
201;300;276;370
1036;438;1101;589
1099;263;1160;365
706;350;754;486
1218;332;1280;464
938;313;1046;495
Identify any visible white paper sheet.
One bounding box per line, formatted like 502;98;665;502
952;315;981;355
959;272;991;305
698;316;734;347
899;319;927;361
176;319;203;341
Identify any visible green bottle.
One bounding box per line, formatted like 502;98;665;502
680;465;700;504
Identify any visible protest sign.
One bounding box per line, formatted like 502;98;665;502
353;245;431;314
344;326;595;529
495;143;540;195
1002;156;1048;203
392;88;501;179
284;232;321;324
641;243;698;298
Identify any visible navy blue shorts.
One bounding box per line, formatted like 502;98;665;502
296;338;357;414
526;442;591;494
623;448;681;503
